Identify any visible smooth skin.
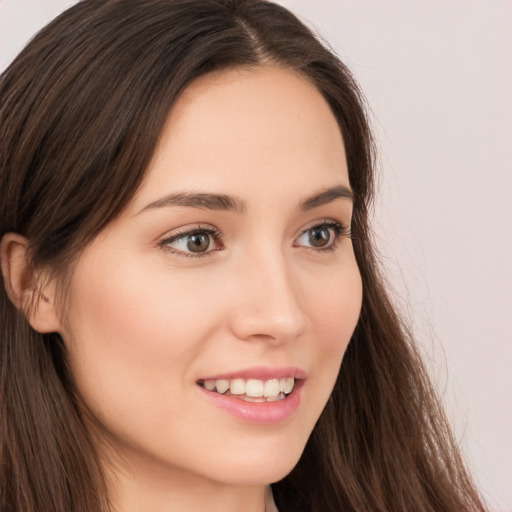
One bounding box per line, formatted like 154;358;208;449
1;67;362;512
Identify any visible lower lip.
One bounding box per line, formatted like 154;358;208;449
198;381;303;425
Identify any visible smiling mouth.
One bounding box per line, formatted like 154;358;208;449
197;377;295;403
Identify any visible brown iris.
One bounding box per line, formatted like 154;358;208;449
307;227;330;247
187;233;210;252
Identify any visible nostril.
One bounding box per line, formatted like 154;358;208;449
229;306;307;343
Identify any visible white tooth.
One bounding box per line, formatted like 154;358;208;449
243;395;266;402
204;380;215;391
230;378;246;395
279;378;286;392
266;393;284;402
215;379;229;394
246;379;264;397
264;379;280;397
284;378;295;394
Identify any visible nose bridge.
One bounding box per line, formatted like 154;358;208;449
229;242;307;343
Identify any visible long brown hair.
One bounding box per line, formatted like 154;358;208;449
0;1;486;511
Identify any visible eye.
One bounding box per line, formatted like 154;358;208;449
160;225;222;257
294;221;349;251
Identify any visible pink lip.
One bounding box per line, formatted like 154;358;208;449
197;379;304;425
199;366;307;381
196;367;306;425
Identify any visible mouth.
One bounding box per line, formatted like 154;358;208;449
197;377;296;403
196;367;306;424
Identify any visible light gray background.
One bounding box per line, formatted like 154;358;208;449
1;1;511;510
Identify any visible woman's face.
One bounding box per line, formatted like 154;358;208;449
56;67;362;487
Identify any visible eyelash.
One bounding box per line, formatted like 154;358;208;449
159;224;222;258
159;220;351;258
295;219;352;253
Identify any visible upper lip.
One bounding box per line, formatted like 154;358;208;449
198;366;307;382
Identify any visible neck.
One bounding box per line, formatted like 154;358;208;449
104;450;267;512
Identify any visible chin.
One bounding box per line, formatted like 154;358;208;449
202;440;306;486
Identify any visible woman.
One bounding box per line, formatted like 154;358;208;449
0;1;487;511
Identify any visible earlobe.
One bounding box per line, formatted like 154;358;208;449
0;233;62;333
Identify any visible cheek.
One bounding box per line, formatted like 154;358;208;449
308;261;362;355
60;255;222;412
301;258;362;413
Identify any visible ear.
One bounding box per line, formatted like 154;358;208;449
0;233;62;333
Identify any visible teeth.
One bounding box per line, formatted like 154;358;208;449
230;378;245;395
202;377;296;400
204;380;216;391
264;379;281;397
246;379;264;397
215;379;229;394
283;377;294;394
242;395;267;402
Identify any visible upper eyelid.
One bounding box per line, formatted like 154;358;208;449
159;218;348;239
298;218;350;234
158;225;221;258
159;224;220;241
295;220;348;247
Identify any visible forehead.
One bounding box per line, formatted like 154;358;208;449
130;66;348;211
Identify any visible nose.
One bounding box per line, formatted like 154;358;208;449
228;250;308;344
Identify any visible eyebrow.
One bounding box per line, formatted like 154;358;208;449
140;192;246;214
298;185;353;211
139;184;353;215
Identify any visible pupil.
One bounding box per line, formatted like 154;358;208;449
187;233;210;252
309;228;330;247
